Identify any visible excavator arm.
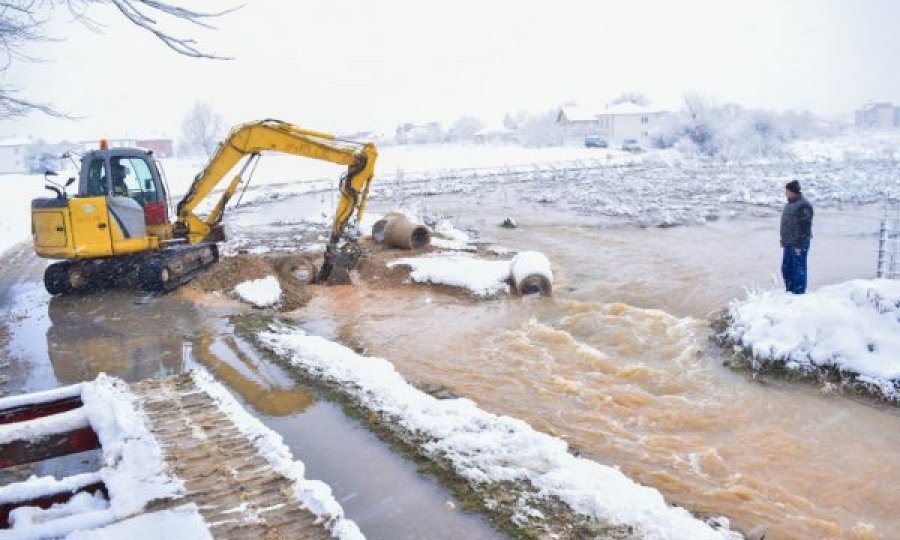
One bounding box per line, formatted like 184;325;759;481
174;119;377;281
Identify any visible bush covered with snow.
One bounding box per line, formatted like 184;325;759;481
652;95;824;161
725;279;900;401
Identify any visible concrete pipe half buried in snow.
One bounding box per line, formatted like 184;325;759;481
372;213;431;250
510;251;553;296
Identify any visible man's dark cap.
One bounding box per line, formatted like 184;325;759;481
785;180;801;194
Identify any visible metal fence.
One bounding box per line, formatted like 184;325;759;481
877;202;900;279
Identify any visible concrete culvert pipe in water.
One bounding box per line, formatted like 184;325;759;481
372;214;431;250
510;251;553;296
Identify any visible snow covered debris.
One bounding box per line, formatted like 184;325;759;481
0;407;89;447
387;253;512;297
189;369;363;539
726;279;900;400
259;327;737;539
234;275;282;308
510;251;553;286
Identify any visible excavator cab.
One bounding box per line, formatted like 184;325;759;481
31;148;198;294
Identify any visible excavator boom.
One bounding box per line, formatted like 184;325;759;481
175;119;377;280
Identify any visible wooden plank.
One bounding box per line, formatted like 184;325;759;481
0;482;108;529
0;426;100;469
0;397;83;425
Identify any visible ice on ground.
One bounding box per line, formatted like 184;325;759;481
429;219;473;250
260;328;737;540
234;275;282;308
190;369;363;539
726;279;900;400
388;253;512;297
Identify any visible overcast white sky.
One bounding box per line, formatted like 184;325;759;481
1;0;898;141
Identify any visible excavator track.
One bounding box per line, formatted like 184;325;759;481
44;243;219;295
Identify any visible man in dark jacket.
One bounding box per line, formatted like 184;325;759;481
780;180;814;294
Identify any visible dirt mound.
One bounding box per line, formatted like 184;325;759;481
188;254;314;312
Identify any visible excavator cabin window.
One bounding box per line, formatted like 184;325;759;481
84;158;108;196
110;157;160;206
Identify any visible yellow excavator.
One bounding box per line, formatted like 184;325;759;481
30;119;377;294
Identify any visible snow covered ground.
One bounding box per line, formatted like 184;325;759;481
234;275;282;308
2;134;899;258
725;279;900;401
259;324;739;539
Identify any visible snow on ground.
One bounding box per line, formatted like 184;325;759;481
726;279;900;400
259;326;738;540
191;369;363;539
234;275;282;308
387;250;554;297
2;135;899;257
387;253;513;297
65;504;211;540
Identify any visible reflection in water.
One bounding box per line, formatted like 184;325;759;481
46;294;185;384
190;334;313;416
45;293;313;417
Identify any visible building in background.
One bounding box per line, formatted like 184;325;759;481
556;103;669;146
0;136;32;174
855;102;899;128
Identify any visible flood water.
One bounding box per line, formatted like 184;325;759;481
0;263;499;539
294;193;896;540
2;183;898;539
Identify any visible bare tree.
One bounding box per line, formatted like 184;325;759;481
180;100;224;157
0;0;236;118
447;116;484;142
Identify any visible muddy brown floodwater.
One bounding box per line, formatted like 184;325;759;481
294;193;897;539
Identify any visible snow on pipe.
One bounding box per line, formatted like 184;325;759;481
372;213;431;250
510;251;553;296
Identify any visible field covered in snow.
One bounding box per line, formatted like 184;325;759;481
3;130;899;259
725;279;900;401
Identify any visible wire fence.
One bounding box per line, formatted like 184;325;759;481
876;202;900;279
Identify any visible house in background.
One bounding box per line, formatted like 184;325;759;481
0;136;33;174
855;102;900;128
557;103;669;146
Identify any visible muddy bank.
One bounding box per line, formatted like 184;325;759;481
188;254;314;311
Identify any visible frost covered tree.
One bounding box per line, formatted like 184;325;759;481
507;109;562;147
611;92;651;107
447;116;483;142
0;0;233;117
650;93;822;160
180;101;225;157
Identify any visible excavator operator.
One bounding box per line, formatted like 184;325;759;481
111;162;129;196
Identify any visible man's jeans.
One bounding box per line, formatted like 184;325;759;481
782;245;809;294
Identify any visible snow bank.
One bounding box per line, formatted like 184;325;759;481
726;279;900;400
259;327;737;540
0;174;49;257
387;253;512;297
190;369;363;540
234;275;282;308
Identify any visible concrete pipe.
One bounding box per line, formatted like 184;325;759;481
510;251;553;296
372;214;431;250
